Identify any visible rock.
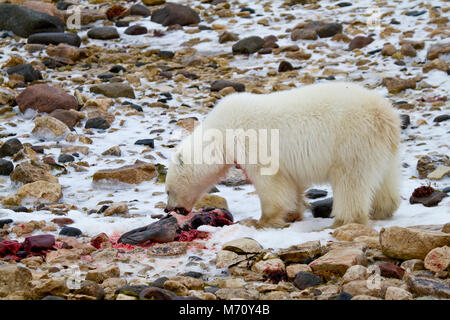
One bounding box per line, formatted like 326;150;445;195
194;194;228;210
232;36;265;54
424;246;449;273
293;271;323;290
433;114;450;123
90;83;135;99
50;109;81;129
286;264;312;279
278;61;294;72
277;240;321;263
129;4;150;17
384;286;413;300
443;223;450;233
0;87;16;105
309;247;367;279
400;114;410;129
23;234;55;253
93;161;156;185
164;280;188;296
427;43;450;60
342;280;383;298
382;43;397;56
139;287;174;300
342;265;367;284
379;262;405;279
75;281;105;300
222;238;263;254
0;138;22;157
51;217;74;227
215;250;248;268
85;265;120;284
0;265;32;298
291;28;318;41
47;43;81;62
305;189;327;199
348;36;374;50
22;1;64;22
16;84;78;114
220;166;250;186
125;25;147;36
380;226;450;260
219;31;239;43
135;139;154;148
31;278;69;299
102;146;121;157
423;59;448;73
252;258;285;275
59;226;82;237
0;219;13;228
210;80;245;92
332;223;378;241
6;64;42;83
400;43;417;57
381;77;416;94
103;203;128;216
28;32;81;47
292;21;342;41
215;288;258;300
10;161;58;184
416;155;450;179
427;166;450;180
151;4;200;26
87;27;120;40
409;186;447;207
85;117;110;130
310;197;333;218
0;4;64;38
32;116;69;138
406;274;450;298
401;259;425;271
45;248;79;264
147;242;187;256
18;181;63;203
0;159;14;175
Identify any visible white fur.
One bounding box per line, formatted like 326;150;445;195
165;82;401;228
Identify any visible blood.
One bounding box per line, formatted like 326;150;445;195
412;185;434;198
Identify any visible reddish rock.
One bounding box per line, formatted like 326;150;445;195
49;109;80;129
379;262;405;279
16;84;78;114
424;246;450;273
348;36;374;50
51;218;74;227
90;233;112;249
22;234;55;253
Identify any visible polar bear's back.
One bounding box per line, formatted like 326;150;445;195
203;82;400;183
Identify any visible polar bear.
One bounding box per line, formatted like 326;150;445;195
165;82;401;228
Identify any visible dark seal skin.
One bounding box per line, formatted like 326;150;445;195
118;207;234;245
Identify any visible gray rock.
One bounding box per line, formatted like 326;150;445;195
210;80;245;92
0;4;64;38
232;36;264;54
406;275;450;298
0;159;14;175
28;32;81;47
311;197;333;218
87;27;120;40
90;83;135;98
0;138;22;157
6;64;42;83
293;271;323;290
151;4;200;26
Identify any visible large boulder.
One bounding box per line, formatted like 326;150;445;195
0;4;64;38
16;84;78;114
151;4;200;26
380;226;450;260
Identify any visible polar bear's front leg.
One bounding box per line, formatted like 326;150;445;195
251;174;299;228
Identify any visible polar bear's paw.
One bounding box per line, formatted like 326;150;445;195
239;218;290;229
